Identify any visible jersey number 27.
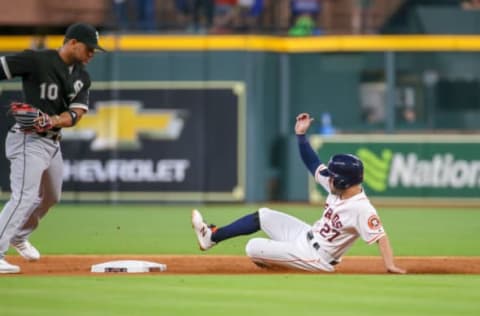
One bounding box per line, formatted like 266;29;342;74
319;223;341;242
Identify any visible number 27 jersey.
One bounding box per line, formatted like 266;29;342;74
312;165;386;261
0;49;91;116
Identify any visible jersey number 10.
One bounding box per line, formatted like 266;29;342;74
40;83;59;100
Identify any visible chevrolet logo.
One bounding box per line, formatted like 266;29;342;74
62;101;186;150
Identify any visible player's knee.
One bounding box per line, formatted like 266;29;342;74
258;207;283;229
8;193;38;206
257;207;273;221
257;207;271;215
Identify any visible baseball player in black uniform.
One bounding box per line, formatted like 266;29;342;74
0;23;104;273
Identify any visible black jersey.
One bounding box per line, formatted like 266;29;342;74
0;49;91;115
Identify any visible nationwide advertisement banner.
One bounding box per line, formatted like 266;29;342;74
0;81;246;202
309;135;480;201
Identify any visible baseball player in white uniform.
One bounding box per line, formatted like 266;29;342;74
192;113;406;273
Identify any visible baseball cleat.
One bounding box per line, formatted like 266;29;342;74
11;241;40;261
0;259;20;274
191;209;216;251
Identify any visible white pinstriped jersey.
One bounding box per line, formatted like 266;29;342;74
312;164;386;261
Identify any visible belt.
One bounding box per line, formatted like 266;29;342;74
37;131;62;142
306;230;320;250
10;128;62;142
306;230;339;266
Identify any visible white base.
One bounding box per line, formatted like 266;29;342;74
91;260;167;273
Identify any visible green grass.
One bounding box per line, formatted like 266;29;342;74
9;204;480;256
1;275;479;316
2;204;479;316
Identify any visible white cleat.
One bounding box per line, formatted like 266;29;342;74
191;209;216;251
11;241;40;261
0;259;20;274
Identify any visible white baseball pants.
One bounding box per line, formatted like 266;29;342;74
245;208;334;272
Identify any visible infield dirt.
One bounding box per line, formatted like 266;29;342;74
3;255;480;275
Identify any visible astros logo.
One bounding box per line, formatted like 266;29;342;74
367;215;382;230
63;101;186;150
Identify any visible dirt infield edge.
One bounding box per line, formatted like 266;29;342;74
3;255;480;275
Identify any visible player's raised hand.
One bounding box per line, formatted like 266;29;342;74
295;113;314;135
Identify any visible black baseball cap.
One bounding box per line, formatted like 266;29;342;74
65;23;106;52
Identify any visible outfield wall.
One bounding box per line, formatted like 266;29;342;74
0;35;479;203
281;135;480;205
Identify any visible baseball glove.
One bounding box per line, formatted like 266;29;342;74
9;102;53;132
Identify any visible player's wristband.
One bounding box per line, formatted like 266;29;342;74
68;110;79;126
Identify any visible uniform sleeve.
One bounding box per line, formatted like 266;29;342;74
69;72;91;112
297;134;321;175
297;134;331;193
0;50;36;80
357;205;386;245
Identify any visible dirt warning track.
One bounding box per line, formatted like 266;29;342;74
3;255;480;275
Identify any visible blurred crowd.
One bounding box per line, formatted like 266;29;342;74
2;0;477;37
109;0;425;36
461;0;480;9
111;0;324;35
